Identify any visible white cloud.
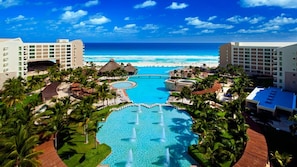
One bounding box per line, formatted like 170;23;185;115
169;27;189;34
227;15;250;23
85;0;99;7
185;17;233;29
124;17;130;21
134;0;156;9
249;16;265;24
5;15;29;24
114;24;138;33
89;16;110;25
227;15;265;24
73;22;86;29
63;6;72;11
166;2;188;9
238;25;280;34
0;0;21;8
208;16;217;21
142;24;159;30
201;29;215;33
61;10;88;22
237;14;297;34
240;0;297;8
264;14;297;27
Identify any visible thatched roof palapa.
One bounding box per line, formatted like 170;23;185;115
124;63;137;75
99;59;121;73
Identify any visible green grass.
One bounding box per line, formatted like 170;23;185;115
57;102;129;166
58;125;111;167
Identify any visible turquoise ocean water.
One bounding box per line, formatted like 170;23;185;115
84;43;221;65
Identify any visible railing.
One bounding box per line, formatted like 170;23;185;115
110;103;172;112
129;74;169;79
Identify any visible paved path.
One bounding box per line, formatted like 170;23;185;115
35;137;67;167
234;114;269;167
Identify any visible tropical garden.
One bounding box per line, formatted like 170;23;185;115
169;65;251;166
0;64;129;167
1;63;296;167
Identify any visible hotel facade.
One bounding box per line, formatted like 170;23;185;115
219;42;297;92
0;38;84;88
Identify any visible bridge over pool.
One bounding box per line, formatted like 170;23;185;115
129;74;169;79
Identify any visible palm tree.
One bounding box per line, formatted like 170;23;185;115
180;86;192;103
41;99;70;149
270;150;292;167
0;125;42;167
1;77;26;108
72;96;95;144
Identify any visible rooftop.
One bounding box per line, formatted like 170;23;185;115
246;87;296;113
230;42;297;47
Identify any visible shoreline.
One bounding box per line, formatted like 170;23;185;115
85;61;219;68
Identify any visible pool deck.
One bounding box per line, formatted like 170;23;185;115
234;113;269;167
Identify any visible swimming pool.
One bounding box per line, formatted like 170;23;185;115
126;67;175;104
97;67;199;166
98;104;198;167
111;81;136;89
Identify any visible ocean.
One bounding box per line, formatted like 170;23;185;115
83;43;222;66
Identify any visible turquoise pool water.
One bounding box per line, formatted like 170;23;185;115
127;67;175;104
97;67;198;166
111;81;135;89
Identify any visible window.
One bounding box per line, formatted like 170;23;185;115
279;79;282;83
279;51;282;55
279;72;282;76
293;74;296;77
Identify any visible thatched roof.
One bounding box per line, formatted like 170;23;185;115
99;59;121;73
124;63;137;74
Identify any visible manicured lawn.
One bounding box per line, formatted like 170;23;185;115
263;125;297;167
57;102;130;167
58;124;111;167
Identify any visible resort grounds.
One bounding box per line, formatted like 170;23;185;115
1;62;297;167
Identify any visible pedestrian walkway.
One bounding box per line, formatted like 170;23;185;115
234;113;268;167
35;137;67;167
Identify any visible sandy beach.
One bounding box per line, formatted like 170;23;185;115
87;61;219;68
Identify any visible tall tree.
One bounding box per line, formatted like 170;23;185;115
0;125;42;167
1;77;26;108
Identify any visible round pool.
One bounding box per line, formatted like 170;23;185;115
111;81;136;89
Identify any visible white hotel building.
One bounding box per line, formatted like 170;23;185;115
219;42;297;92
0;38;84;88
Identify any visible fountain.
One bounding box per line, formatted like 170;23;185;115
160;113;164;126
130;127;136;142
135;113;139;125
138;104;142;113
165;148;170;167
159;104;163;113
126;149;133;167
161;127;166;142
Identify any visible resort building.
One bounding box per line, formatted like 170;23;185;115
246;87;297;116
0;38;84;88
219;42;297;92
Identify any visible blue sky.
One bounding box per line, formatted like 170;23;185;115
1;0;297;42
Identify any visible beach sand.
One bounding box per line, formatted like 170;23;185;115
87;61;219;68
